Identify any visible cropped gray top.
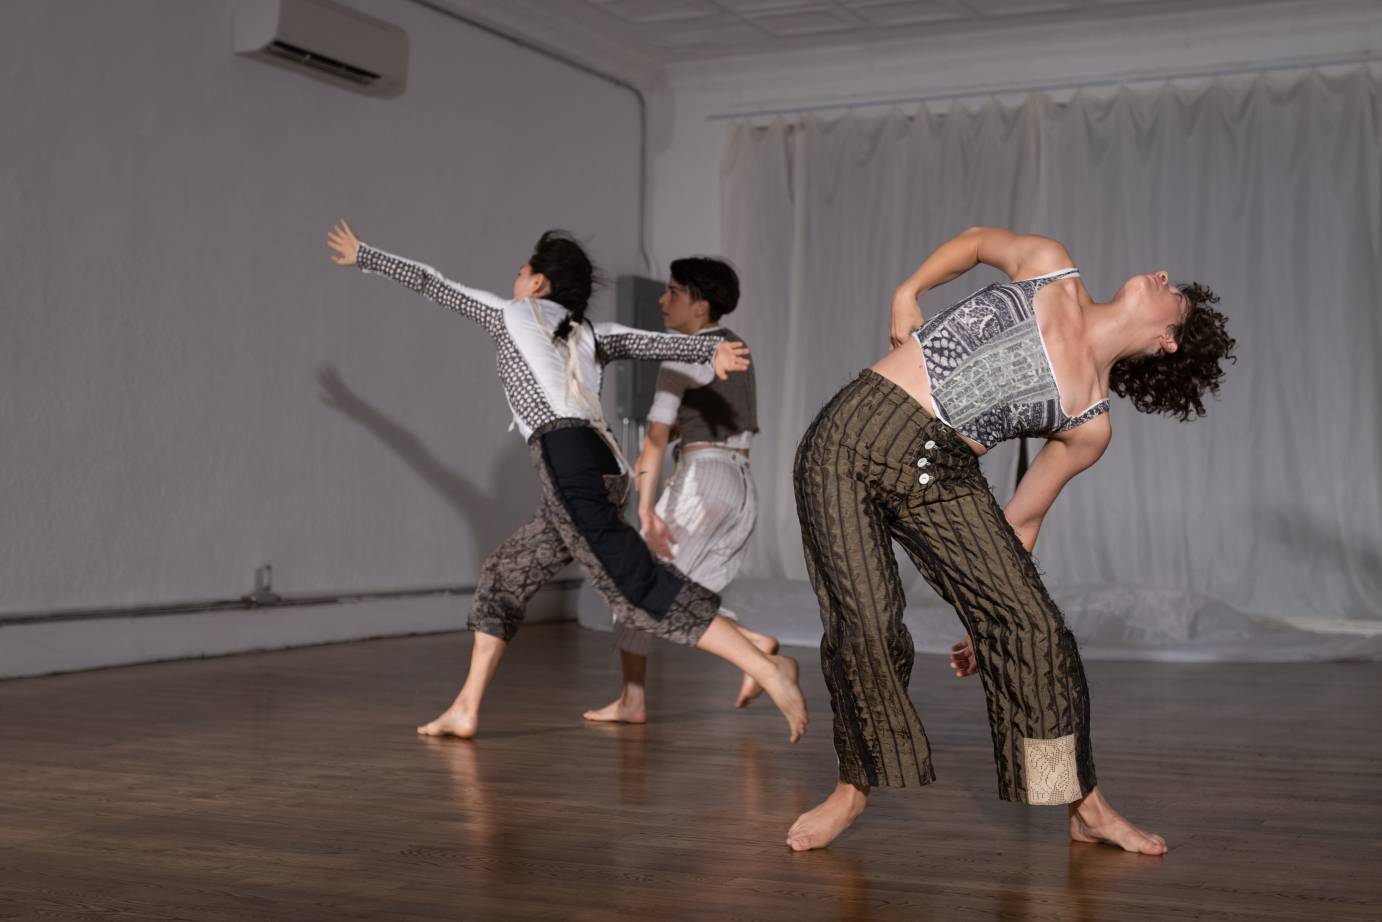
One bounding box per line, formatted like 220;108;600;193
911;268;1110;449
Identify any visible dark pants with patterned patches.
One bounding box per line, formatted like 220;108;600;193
469;419;720;648
794;370;1097;805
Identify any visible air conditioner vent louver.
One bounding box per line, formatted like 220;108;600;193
233;0;408;98
264;39;381;86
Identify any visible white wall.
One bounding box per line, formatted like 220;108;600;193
0;0;640;674
647;0;1381;273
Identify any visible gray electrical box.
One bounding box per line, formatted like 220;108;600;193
613;274;665;422
607;274;666;469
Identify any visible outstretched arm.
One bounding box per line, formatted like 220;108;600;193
326;219;504;332
948;416;1109;681
594;323;750;379
1003;417;1111;553
889;227;1075;347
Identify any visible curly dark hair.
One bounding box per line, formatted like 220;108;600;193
527;229;605;341
1108;282;1236;420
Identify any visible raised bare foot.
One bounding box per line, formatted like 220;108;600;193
417;703;478;739
581;696;647;724
760;654;807;742
1069;788;1167;855
735;631;780;708
786;781;868;851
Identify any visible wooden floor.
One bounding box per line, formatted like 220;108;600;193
2;623;1380;921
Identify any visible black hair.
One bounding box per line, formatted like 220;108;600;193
527;230;603;341
1109;282;1236;420
670;256;741;322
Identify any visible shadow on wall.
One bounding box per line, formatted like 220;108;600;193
316;364;534;562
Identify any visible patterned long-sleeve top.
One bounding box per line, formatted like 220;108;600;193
356;243;719;439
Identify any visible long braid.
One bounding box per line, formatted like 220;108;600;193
527;229;601;343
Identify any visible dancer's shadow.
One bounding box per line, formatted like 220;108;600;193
317;364;535;548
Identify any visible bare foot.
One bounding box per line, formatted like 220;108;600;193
760;654;807;742
735;631;780;708
417;703;478;739
786;781;869;851
1069;788;1167;855
582;696;647;724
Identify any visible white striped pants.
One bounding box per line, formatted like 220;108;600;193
616;447;757;656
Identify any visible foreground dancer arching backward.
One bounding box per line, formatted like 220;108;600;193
324;221;806;744
787;226;1234;854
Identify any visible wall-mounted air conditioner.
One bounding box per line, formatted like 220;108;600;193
233;0;409;98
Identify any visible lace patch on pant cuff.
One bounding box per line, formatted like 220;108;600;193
1021;733;1082;804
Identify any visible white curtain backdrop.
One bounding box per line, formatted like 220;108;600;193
718;68;1382;661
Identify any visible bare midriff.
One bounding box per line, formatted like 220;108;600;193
870;339;988;457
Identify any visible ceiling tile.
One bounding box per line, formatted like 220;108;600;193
595;0;715;24
962;0;1085;15
747;8;860;35
710;0;823;12
644;21;774;46
850;1;970;27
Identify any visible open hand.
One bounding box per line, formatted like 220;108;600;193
713;340;751;380
326;219;360;266
640;510;677;560
949;635;978;678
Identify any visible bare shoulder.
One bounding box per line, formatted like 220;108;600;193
1012;235;1076;280
969;228;1069;279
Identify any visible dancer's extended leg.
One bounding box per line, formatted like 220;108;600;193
1069;789;1167;855
418;506;573;738
534;422;806;742
695;616;805;743
585;618;778;722
786;780;870;852
730;622;780;708
417;632;505;739
582;649;649;724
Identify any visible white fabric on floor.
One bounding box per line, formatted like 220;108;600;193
705;69;1382;661
720;578;1382;663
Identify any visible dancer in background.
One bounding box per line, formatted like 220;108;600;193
787;226;1234;854
582;257;781;725
325;221;806;744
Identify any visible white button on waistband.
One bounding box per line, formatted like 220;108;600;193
924;440;937;450
919;473;931;485
917;458;930;467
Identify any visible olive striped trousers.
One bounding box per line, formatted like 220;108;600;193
794;370;1097;804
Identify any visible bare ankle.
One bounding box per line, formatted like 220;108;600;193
835;781;870;805
1073;789;1113;819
